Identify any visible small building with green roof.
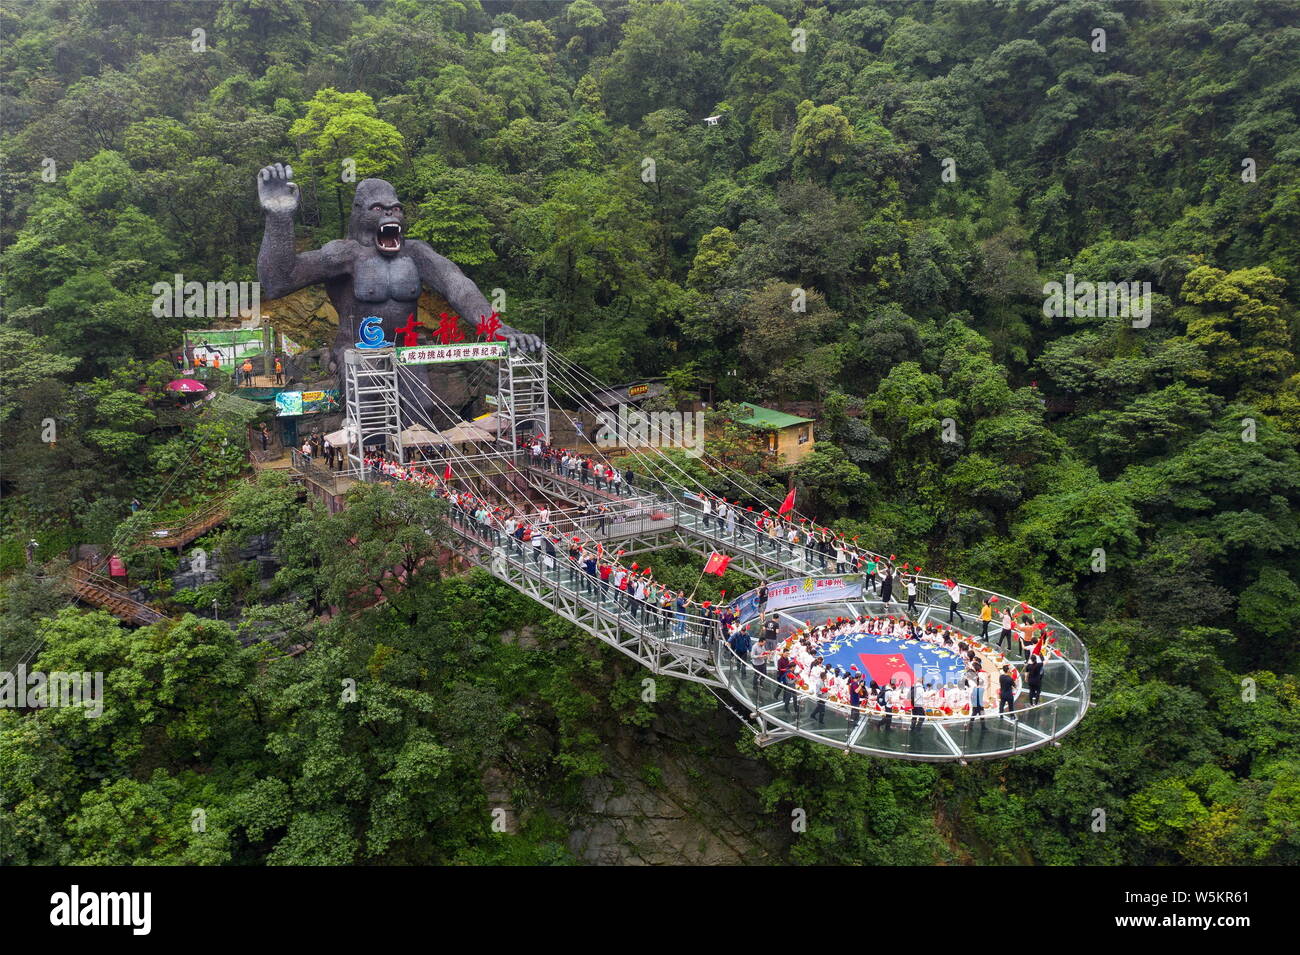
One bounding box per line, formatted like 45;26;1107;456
733;402;816;464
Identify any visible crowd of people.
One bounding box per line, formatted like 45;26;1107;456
353;433;1059;729
727;611;1050;729
521;436;639;495
358;449;733;636
513;437;967;606
299;432;346;470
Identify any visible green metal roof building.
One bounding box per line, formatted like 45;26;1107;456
732;402;816;463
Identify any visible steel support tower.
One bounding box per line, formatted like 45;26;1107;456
343;347;403;468
496;345;550;457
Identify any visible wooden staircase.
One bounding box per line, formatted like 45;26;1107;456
64;481;248;623
67;560;165;626
143;486;240;549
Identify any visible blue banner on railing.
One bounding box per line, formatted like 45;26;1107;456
730;589;761;622
730;575;864;622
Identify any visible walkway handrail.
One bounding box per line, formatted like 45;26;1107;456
713;629;1081;727
707;572;1091;759
445;503;722;651
145;480;246;542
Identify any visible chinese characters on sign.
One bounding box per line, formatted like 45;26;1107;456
475;311;505;342
434;312;464;345
397;342;509;365
394;313;423;347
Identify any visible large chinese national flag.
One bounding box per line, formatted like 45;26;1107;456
703;552;732;576
857;652;916;687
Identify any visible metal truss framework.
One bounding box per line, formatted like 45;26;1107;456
497;346;551;456
452;527;722;688
344;347;402;469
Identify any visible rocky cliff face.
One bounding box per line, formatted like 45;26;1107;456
565;713;790;865
492;624;790;865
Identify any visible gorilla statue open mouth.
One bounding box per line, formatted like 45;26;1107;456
377;221;402;254
256;164;545;424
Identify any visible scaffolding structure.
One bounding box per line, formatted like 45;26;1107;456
497;346;551;456
343;347;402;469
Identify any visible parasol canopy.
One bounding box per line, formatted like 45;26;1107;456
399;424;441;447
167;378;207;393
435;420;494;445
324;427;355;448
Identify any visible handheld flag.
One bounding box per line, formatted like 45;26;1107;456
778;486;796;515
704;552;732;576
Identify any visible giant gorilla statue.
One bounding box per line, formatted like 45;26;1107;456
256;162;540;429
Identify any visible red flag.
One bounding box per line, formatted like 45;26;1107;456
443;463;452;481
703;552;732;576
778;487;796;515
857;652;916;687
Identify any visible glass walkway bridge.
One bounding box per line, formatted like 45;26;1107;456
289;344;1090;762
428;463;1093;763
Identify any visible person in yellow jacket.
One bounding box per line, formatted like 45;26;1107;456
979;598;993;640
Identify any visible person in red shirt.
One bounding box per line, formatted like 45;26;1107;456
598;561;613;601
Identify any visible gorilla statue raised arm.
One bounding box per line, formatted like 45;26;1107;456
256;163;539;426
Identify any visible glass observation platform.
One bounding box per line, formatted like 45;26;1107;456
715;578;1091;761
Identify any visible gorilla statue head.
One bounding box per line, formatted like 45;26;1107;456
348;178;405;257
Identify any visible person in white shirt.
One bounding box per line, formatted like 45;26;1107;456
949;684;968;715
967;661;987;720
908;679;926;730
809;669;829;725
884;683;902;730
998;610;1015;651
947;581;966;624
701;495;713;528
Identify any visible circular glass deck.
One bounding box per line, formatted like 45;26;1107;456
718;577;1091;761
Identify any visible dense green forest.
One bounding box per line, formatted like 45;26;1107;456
2;0;1299;865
